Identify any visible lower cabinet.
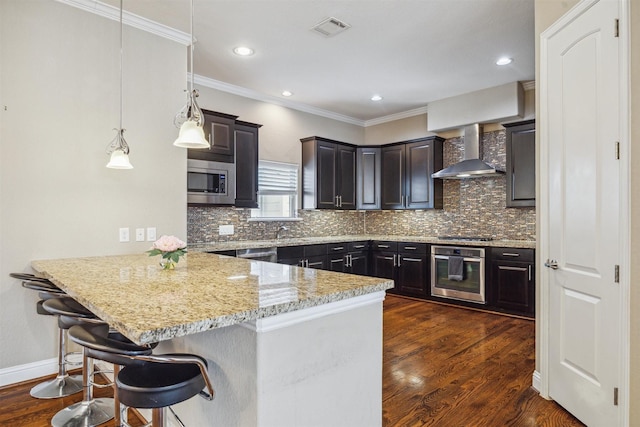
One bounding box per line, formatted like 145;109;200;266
488;248;535;317
371;241;429;298
277;244;327;269
327;241;369;275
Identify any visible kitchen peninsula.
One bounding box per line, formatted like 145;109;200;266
32;252;393;427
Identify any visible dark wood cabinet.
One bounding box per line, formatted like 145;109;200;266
277;244;327;269
488;247;535;317
381;137;443;210
504;120;536;207
187;110;237;163
301;137;356;210
371;241;429;297
327;241;369;275
356;147;381;210
234;121;261;208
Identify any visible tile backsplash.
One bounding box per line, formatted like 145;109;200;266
188;129;536;245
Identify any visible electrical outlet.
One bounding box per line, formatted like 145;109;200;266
119;227;130;242
219;225;234;236
146;227;156;241
135;228;145;242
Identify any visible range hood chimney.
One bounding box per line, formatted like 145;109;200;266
431;124;504;179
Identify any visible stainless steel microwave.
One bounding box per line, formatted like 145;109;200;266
187;159;236;205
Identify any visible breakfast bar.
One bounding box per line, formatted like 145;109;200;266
31;252;393;426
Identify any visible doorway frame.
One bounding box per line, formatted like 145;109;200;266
537;0;630;425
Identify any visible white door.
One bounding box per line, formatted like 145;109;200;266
541;0;621;425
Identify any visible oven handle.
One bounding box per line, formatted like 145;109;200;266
434;255;483;262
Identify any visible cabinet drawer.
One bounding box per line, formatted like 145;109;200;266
371;241;398;251
491;247;534;262
348;241;369;251
277;245;304;260
398;242;427;254
304;244;327;257
327;243;348;254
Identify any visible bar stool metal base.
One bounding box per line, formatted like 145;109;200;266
51;397;115;427
29;374;83;399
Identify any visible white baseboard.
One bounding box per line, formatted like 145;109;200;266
532;370;541;393
0;358;58;387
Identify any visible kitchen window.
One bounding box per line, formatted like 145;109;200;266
250;160;300;220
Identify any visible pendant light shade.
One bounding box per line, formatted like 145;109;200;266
173;0;210;149
174;119;208;149
106;0;133;169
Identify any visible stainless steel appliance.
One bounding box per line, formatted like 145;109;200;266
187;159;236;205
431;245;486;303
236;247;278;263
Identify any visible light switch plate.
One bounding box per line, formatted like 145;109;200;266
146;227;157;241
135;228;145;242
219;225;234;235
119;227;130;242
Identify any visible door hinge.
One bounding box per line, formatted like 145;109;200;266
614;387;619;406
615;19;619;37
615;141;620;159
615;265;620;283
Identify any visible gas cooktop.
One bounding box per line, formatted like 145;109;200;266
437;236;494;242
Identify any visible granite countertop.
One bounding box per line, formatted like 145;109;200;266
191;235;536;252
32;253;393;345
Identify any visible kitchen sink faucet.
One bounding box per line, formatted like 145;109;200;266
276;225;289;239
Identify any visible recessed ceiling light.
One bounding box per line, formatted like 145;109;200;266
282;90;293;97
496;57;513;66
371;95;383;101
233;46;254;56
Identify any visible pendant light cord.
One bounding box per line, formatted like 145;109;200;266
189;0;194;94
119;0;123;131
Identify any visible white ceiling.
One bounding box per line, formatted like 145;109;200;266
98;0;535;124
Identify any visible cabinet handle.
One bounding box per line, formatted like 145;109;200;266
498;266;527;272
378;245;390;249
353;245;365;249
346;254;352;267
332;247;344;251
308;261;323;268
335;196;339;207
397;255;402;267
402;258;421;262
392;254;397;267
404;246;417;250
401;195;405;206
528;265;532;281
330;259;342;264
502;253;520;257
339;195;343;207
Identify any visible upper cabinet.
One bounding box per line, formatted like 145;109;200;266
381;137;444;210
234;121;262;208
187;110;237;163
301;137;356;210
504;120;536;207
356;147;382;210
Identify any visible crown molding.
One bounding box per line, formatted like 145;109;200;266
364;106;429;127
522;80;536;91
54;0;191;45
194;74;366;127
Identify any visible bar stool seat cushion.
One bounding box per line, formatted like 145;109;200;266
117;355;207;409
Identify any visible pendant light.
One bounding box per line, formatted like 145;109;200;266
173;0;209;149
106;0;133;169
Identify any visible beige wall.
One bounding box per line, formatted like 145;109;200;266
0;0;187;369
364;114;433;145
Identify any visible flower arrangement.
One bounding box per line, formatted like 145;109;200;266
146;235;187;270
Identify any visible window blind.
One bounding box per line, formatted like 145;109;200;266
258;161;298;195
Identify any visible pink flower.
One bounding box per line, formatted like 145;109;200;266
152;235;186;252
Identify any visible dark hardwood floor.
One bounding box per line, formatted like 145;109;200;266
1;295;584;426
383;295;584;427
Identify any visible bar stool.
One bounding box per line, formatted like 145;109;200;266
9;273;84;399
68;323;215;427
42;297;116;427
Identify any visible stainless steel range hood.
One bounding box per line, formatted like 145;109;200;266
432;124;504;179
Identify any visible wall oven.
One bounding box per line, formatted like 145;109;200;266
431;246;486;303
187;159;236;205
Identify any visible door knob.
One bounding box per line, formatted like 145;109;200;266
544;259;559;270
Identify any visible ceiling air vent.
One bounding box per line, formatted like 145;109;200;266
311;17;351;37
